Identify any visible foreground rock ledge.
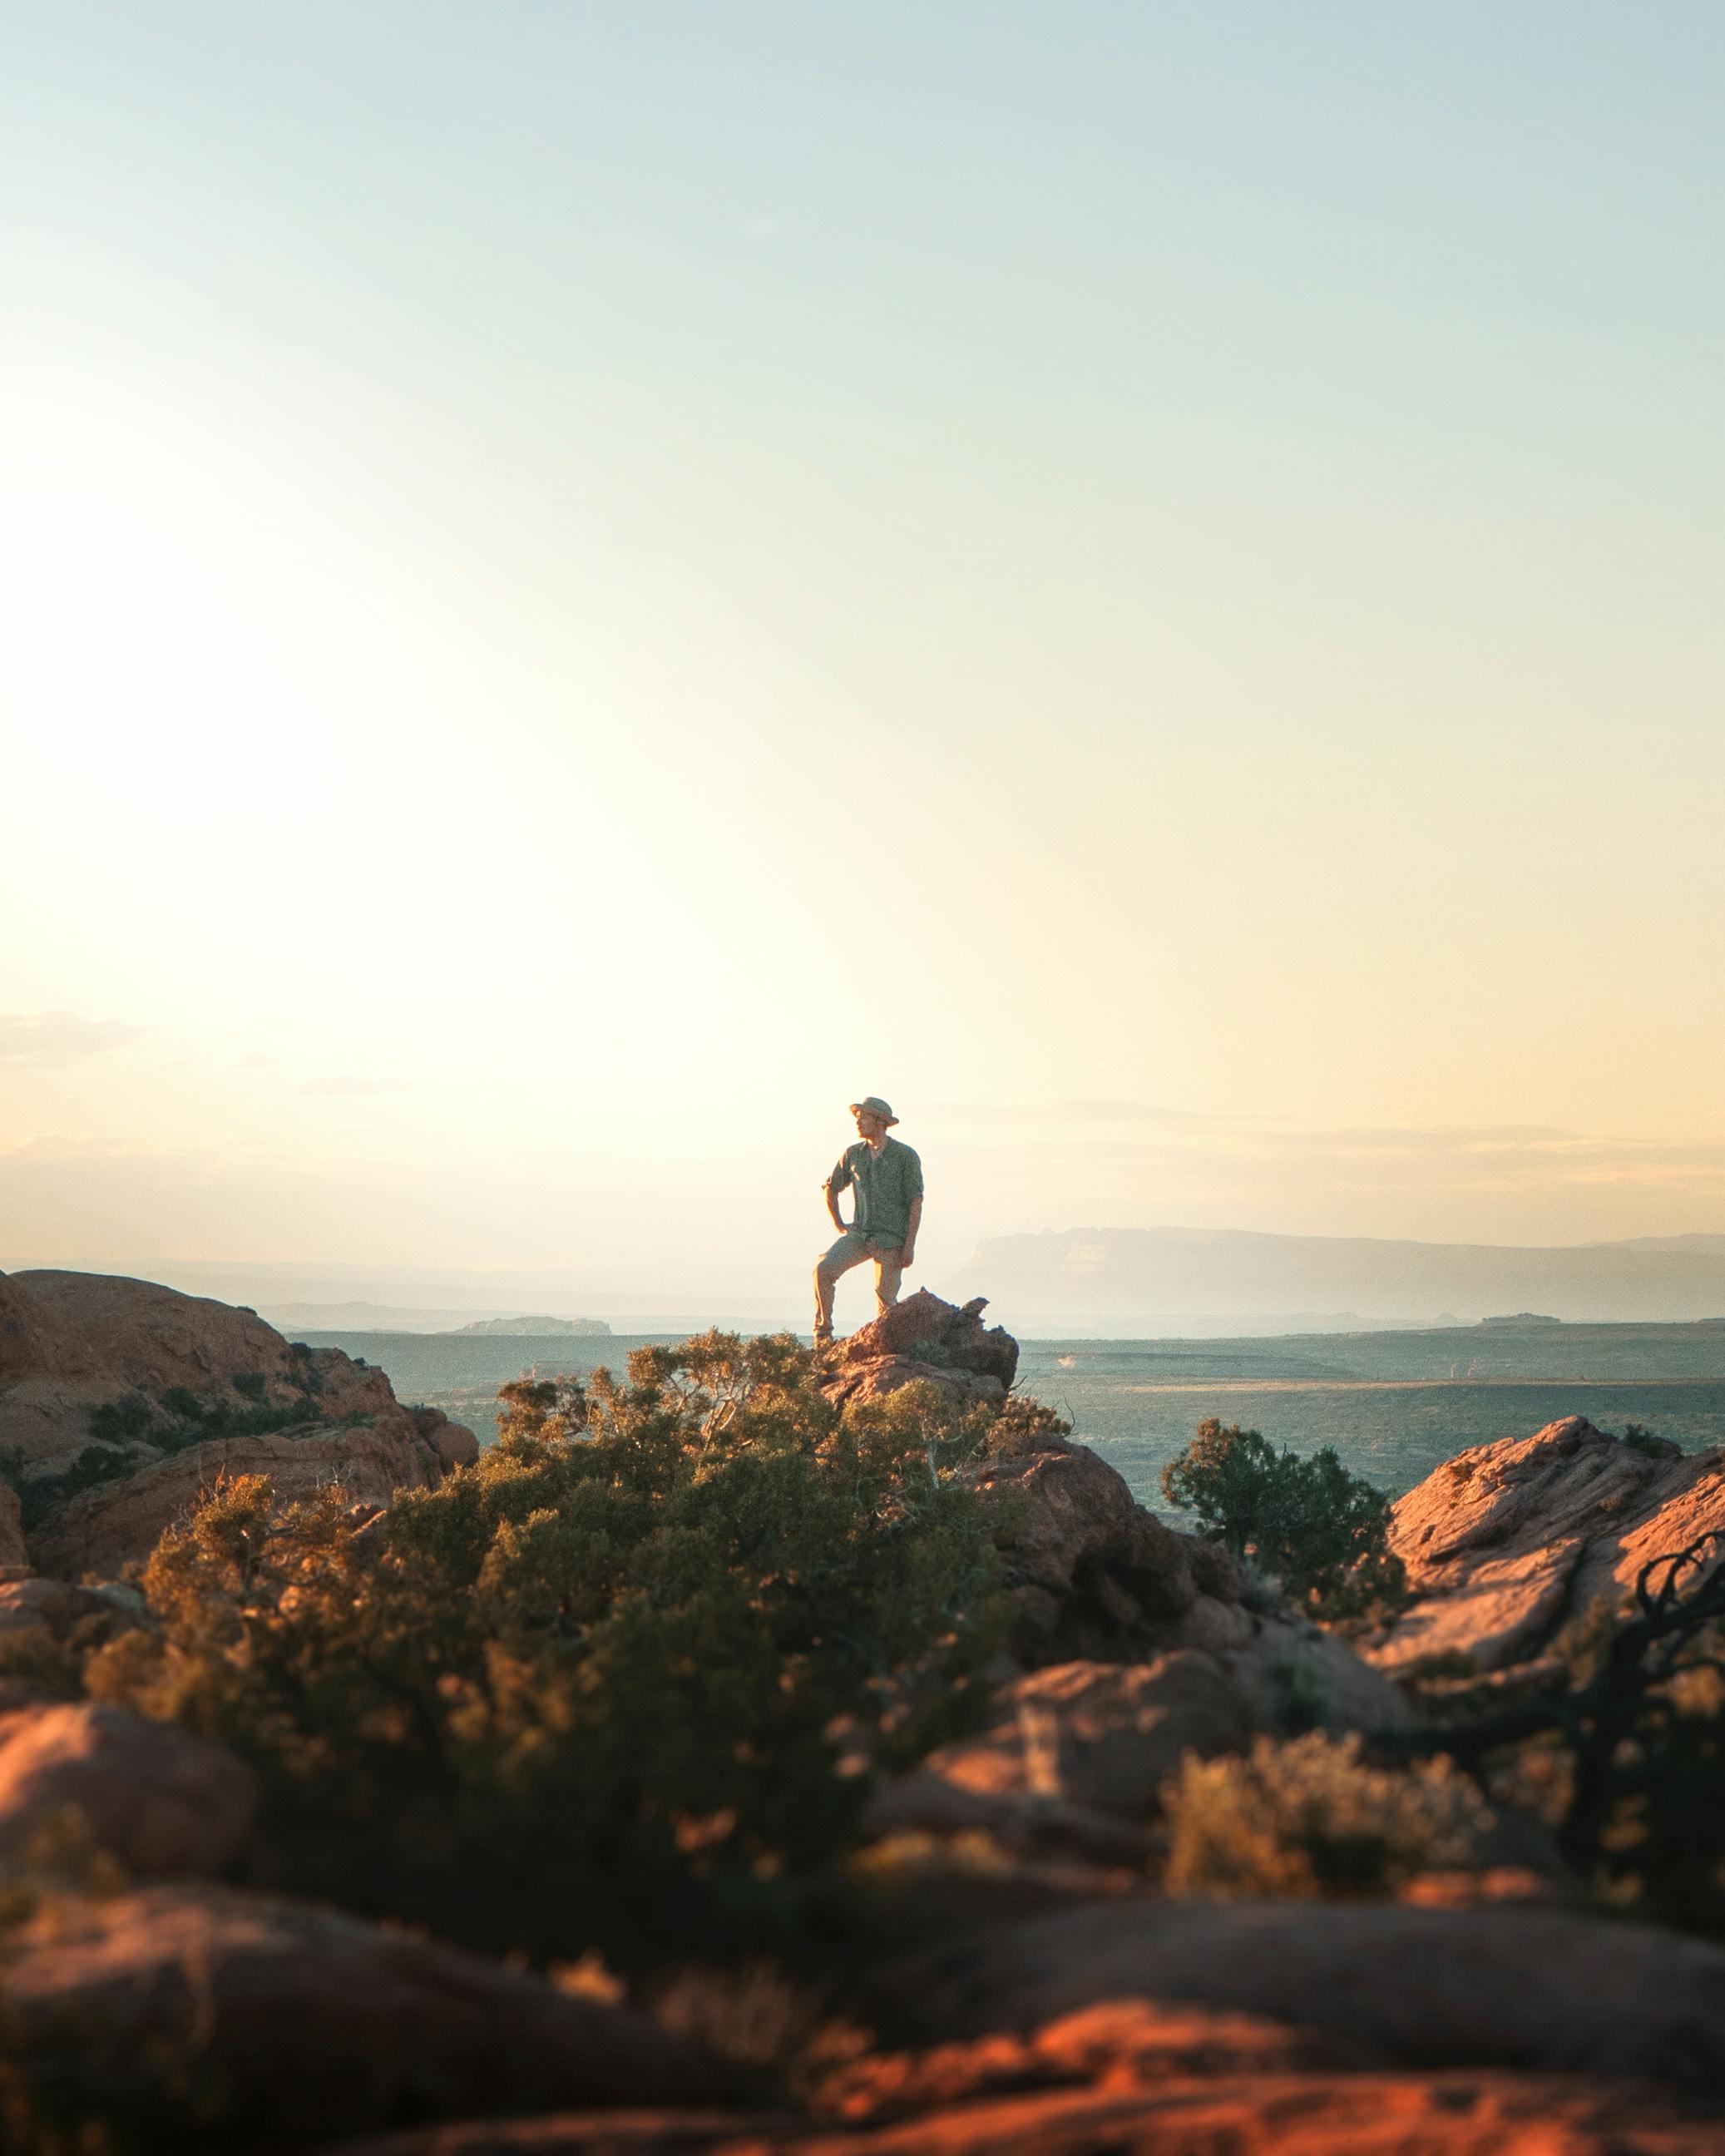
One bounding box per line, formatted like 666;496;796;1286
310;2073;1725;2156
2;1883;746;2146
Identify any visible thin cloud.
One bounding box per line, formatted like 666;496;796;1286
0;1011;142;1061
917;1099;1229;1126
297;1076;402;1097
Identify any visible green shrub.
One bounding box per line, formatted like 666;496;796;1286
86;1331;1010;1966
1619;1422;1681;1461
1164;1731;1492;1900
1161;1419;1407;1623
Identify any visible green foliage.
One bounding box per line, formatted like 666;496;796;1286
12;1446;141;1532
86;1395;156;1447
1400;1536;1725;1936
1164;1731;1493;1900
1160;1418;1407;1624
87;1331;1009;1966
1619;1422;1681;1461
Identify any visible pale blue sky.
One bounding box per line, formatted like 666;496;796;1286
4;4;1723;1294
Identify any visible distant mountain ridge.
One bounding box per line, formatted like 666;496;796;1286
448;1315;611;1338
962;1226;1725;1330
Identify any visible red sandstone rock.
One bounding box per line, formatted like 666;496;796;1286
0;1269;478;1578
1369;1417;1725;1673
818;1291;1018;1411
878;1654;1258;1829
0;1699;256;1876
311;2070;1725;2155
953;1396;1407;1738
28;1421;475;1579
2;1883;748;2146
884;1896;1725;2093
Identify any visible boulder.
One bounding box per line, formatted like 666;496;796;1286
0;1573;146;1641
0;1699;256;1877
1369;1417;1725;1672
955;1398;1407;1733
883;1896;1725;2093
931;1655;1257;1813
0;1269;477;1578
0;1883;746;2148
818;1292;1019;1412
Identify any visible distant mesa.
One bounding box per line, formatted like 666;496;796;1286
1480;1312;1564;1328
447;1314;611;1338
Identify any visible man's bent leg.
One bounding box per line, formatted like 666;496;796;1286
872;1244;904;1316
814;1232;875;1339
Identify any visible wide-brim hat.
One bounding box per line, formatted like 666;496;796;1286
849;1095;898;1125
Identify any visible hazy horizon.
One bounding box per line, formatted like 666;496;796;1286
11;1219;1725;1339
7;6;1724;1283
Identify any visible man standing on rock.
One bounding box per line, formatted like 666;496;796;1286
813;1097;923;1346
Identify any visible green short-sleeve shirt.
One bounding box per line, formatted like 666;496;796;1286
829;1137;923;1246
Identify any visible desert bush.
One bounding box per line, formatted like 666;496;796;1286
1404;1535;1725;1933
1618;1422;1681;1461
1160;1419;1406;1623
85;1330;1010;1966
1163;1730;1492;1900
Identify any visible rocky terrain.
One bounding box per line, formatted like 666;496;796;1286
0;1268;477;1579
3;1278;1725;2151
1366;1413;1725;1674
822;1296;1406;1864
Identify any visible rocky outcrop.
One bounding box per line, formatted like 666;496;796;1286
0;1270;477;1578
1;1883;746;2148
0;1700;256;1877
958;1387;1406;1722
1367;1417;1725;1673
818;1291;1020;1411
848;1309;1406;1862
27;1415;474;1580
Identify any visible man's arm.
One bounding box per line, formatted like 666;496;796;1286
901;1192;922;1269
825;1157;852;1234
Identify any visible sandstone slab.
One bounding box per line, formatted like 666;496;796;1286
314;2072;1725;2156
1;1884;745;2148
886;1897;1725;2093
1372;1418;1725;1672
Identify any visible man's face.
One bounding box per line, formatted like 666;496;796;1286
853;1109;887;1145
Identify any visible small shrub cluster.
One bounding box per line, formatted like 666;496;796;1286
1163;1730;1493;1900
1618;1422;1681;1461
1404;1535;1725;1934
1160;1418;1407;1623
2;1367;358;1533
84;1333;1010;1965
